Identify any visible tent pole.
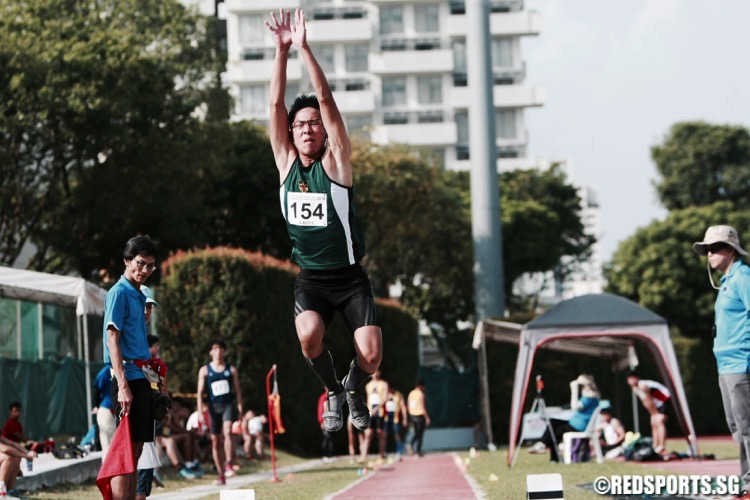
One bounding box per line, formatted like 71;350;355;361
37;303;43;359
16;301;21;358
83;314;93;429
478;324;495;449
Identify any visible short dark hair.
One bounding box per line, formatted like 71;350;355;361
123;235;159;261
626;371;639;379
210;338;227;351
9;401;21;411
147;335;160;348
288;94;320;126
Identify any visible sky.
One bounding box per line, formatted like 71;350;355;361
521;0;750;261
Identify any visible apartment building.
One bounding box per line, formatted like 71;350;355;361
223;0;543;172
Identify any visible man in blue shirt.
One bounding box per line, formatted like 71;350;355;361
103;235;159;499
694;225;750;491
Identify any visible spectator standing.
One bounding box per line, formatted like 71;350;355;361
407;380;431;457
384;385;408;460
196;339;243;486
363;370;389;459
265;8;383;435
693;225;750;491
103;235;159;499
626;372;671;454
93;367;115;459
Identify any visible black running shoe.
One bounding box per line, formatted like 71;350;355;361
322;385;345;432
342;375;371;430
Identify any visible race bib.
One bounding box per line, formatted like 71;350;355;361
287;192;327;227
211;380;230;397
385;400;398;412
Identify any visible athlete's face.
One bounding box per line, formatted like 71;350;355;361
291;107;326;159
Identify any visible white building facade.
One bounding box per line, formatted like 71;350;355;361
223;0;543;172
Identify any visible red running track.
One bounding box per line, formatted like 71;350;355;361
330;453;479;500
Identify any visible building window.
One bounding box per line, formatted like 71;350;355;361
382;77;407;107
316;45;335;73
285;83;300;109
380;6;404;35
346;114;372;139
238;14;264;46
345;44;369;72
491;38;513;68
417;76;442;104
415;4;440;33
495;109;517;139
240;85;267;116
455;111;469;144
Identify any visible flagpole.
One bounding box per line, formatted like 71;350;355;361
266;364;281;483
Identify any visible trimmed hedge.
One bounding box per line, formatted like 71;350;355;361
156;247;418;455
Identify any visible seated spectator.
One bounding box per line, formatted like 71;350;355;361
156;399;201;479
530;374;601;463
186;404;211;464
241;411;268;461
1;402;37;451
595;403;626;459
0;435;37;497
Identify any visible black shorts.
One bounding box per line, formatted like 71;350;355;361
112;377;154;443
208;402;237;435
370;414;385;431
294;263;379;333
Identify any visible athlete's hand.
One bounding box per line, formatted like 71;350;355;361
265;9;292;49
291;9;307;50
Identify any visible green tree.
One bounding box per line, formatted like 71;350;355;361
0;0;228;278
352;142;474;332
605;201;750;337
652;122;750;211
500;165;595;308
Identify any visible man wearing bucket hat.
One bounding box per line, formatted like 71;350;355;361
694;225;750;493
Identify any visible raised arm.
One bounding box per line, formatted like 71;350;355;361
291;9;352;185
266;9;296;178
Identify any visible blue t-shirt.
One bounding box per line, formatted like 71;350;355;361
103;275;149;381
715;260;750;375
568;396;599;431
94;366;113;410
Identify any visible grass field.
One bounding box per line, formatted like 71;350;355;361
19;437;740;499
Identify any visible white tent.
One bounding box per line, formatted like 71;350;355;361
0;266;107;427
506;293;698;466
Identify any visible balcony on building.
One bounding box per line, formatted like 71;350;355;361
330;79;376;114
226;0;300;11
227;50;302;83
307;5;372;43
447;9;540;37
448;0;524;14
450;84;545;109
371;110;457;146
370;37;453;74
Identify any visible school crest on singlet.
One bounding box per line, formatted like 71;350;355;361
280;158;366;270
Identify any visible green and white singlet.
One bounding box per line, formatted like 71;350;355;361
280;157;366;270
